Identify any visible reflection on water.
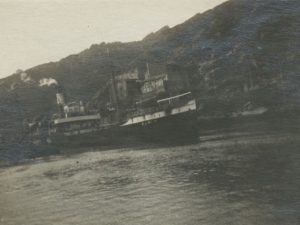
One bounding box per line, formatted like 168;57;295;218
1;132;300;225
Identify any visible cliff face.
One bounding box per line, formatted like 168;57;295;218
1;0;300;139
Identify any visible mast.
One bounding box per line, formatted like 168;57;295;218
146;62;150;79
107;48;120;123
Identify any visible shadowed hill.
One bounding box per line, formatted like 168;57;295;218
1;0;300;140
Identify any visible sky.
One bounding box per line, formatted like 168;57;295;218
0;0;227;79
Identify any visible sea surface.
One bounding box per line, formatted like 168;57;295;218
1;124;300;224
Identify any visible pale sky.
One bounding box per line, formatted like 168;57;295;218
0;0;227;79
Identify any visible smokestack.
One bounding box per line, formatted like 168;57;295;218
55;86;66;106
56;93;65;106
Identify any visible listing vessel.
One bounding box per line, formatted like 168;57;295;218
25;64;198;147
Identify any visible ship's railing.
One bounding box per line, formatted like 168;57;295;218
130;100;185;117
157;92;191;103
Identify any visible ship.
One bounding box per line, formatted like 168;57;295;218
24;63;199;147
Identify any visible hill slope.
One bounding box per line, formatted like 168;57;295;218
1;0;300;140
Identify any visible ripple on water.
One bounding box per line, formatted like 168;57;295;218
1;133;300;225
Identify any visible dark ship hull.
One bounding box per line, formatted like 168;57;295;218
24;60;199;150
47;110;199;148
27;91;199;149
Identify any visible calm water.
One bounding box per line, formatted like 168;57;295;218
1;131;300;225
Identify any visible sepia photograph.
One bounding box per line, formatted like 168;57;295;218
1;0;300;224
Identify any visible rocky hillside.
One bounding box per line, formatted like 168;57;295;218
1;0;300;140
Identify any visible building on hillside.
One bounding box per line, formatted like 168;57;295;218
140;64;190;102
109;64;190;104
140;74;168;101
109;68;141;103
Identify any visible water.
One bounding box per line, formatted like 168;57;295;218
1;130;300;225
